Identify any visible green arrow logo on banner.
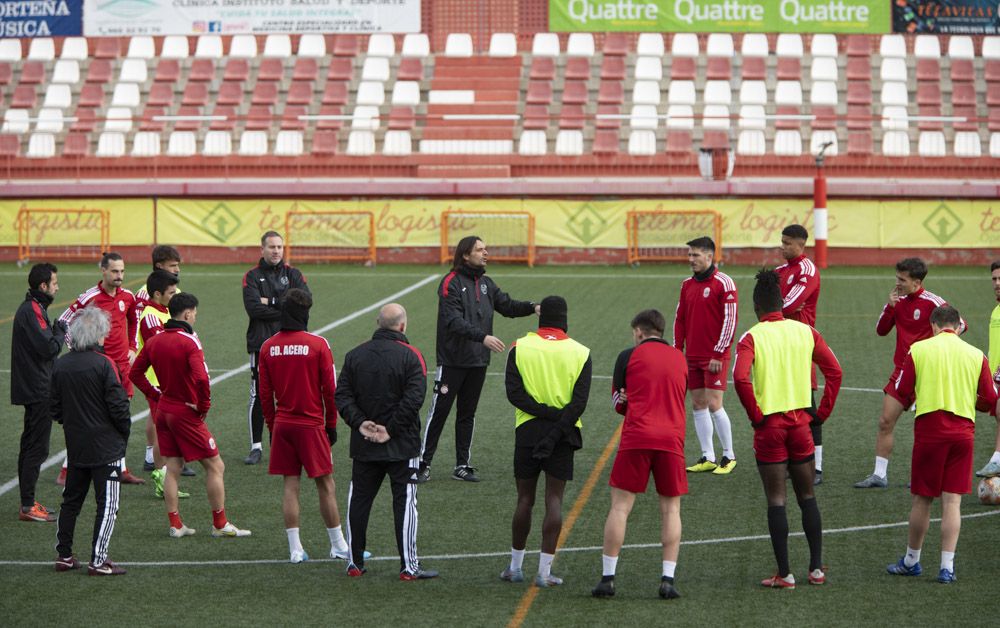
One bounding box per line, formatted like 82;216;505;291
922;203;963;245
200;203;242;244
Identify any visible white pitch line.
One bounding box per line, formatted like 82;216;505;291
2;509;997;568
0;274;440;499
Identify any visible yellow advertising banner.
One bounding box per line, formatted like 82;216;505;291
1;198;996;250
0;199;154;246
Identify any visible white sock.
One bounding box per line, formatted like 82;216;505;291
874;456;889;478
904;546;921;567
328;525;348;552
990;451;1000;464
62;458;67;470
145;446;154;465
160;465;167;474
711;408;734;458
814;445;823;472
662;560;677;579
693;408;715;461
602;554;618;577
510;548;526;571
940;551;955;572
251;442;262;451
286;527;302;554
538;552;554;578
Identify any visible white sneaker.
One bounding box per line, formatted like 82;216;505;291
211;522;252;538
168;524;196;538
331;547;372;560
290;549;309;564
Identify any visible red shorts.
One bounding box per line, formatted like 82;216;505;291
687;357;729;391
269;423;333;478
883;366;903;395
145;396;158;424
116;360;134;398
609;449;688;497
155;402;218;463
910;414;975;497
753;413;814;464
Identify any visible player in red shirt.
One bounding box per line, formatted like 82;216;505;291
855;258;967;488
130;293;251;539
258;289;352;564
57;252;143;486
673;237;738;474
592;309;687;600
775;224;825;484
733;270;842;589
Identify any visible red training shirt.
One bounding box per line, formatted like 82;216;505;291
673;267;738;361
612;337;688;455
60;281;137;364
258;330;337;432
876;287;965;370
776;254;820;327
129;323;211;415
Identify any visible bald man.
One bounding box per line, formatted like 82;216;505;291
335;304;437;580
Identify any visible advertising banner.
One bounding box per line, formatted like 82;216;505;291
893;1;999;34
0;0;82;37
549;0;890;33
3;199;998;251
83;0;421;37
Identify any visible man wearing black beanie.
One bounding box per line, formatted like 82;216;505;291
501;295;592;588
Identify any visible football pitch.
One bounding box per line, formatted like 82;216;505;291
0;262;996;627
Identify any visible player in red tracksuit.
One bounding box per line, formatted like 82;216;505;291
58;252;143;486
854;257;967;488
673;236;738;475
130;293;250;539
776;224;825;483
258;288;353;564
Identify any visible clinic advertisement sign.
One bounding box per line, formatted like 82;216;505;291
893;1;999;34
0;0;82;37
549;0;890;33
83;0;421;36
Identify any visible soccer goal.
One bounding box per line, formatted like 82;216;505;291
440;211;535;267
284;211;377;265
626;210;723;265
17;208;110;265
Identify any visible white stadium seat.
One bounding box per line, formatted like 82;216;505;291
627;130;656;156
741;33;768;57
667;81;696;106
810;81;838;106
27;133;55;158
636;33;664;57
274;130;304;156
297;34;327;58
632;81;660;105
671;33;699;57
203;131;233;156
776;34;803;58
391;81;421;106
532;33;560;57
229;35;258;58
914;35;941;59
445;33;474;57
737;130;766;155
132;131;162;157
703;81;732;105
518;130;547;156
489;33;518;58
948;36;975;60
881;130;910;156
2;109;29;134
706;34;733;57
161;36;190;59
879;35;906;58
27;38;55;61
634;57;662;81
665;105;693;129
775;81;803;106
195;35;224;59
567;33;595;57
382;130;412;156
263;35;292;58
953;132;982;157
555;130;584;156
402;34;430;58
367;33;396;57
739;105;766;130
96;131;126;157
702;105;730;130
880;58;907;82
60;38;88;60
630;104;659;129
918;131;946;157
51;60;80;84
810;34;838;58
810;58;838;82
361;57;390;82
774;130;803;155
809;131;838;156
739;81;767;105
127;36;155;59
167;131;197;157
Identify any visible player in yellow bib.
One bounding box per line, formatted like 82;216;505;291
976;261;1000;478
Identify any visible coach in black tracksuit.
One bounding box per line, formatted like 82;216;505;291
11;263;66;520
51;306;131;574
335;303;437;579
418;235;538;484
242;231;309;465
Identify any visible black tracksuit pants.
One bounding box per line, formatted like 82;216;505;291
346;458;420;574
420;365;487;470
248;351;265;447
56;458;122;565
18;402;52;509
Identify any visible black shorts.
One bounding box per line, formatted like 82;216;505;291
514;442;575;482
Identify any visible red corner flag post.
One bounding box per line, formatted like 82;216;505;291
813;143;832;269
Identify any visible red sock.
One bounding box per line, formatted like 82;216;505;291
212;508;227;529
168;511;183;529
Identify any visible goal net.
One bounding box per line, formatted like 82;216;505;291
626;210;723;265
284;211;376;265
440;211;535;267
17;208;110;265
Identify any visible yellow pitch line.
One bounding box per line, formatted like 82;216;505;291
507;423;622;628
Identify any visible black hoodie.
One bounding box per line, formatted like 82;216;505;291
11;289;66;405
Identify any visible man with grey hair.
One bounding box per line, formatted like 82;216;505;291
51;306;132;576
335;303;437;580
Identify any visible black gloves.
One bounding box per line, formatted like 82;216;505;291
325;425;337;446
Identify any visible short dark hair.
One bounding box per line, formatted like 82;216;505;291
28;263;57;290
168;292;199;318
753;268;783;314
896;257;928;281
453;235;482;269
631;309;666;336
991;260;1000;273
261;231;282;246
283;288;312;310
782;224;809;241
152;245;181;268
930;304;961;328
146;269;179;299
100;251;123;268
686;236;716;253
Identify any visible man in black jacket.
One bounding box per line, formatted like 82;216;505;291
241;231;310;465
51;306;132;576
11;263;66;522
335;303;438;580
418;235;539;483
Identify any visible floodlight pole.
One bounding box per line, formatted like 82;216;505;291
813;142;833;269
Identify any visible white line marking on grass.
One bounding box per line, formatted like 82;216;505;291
0;274;440;499
3;509;998;568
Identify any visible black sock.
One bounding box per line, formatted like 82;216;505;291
810;421;822;446
661;576;674;584
799;497;823;571
767;505;790;577
601;575;614;583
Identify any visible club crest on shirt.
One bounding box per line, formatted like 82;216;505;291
280;276;289;285
118;300;125;311
914;310;921;320
787;275;794;285
703;287;710;298
208;437;216;450
480;283;487;295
